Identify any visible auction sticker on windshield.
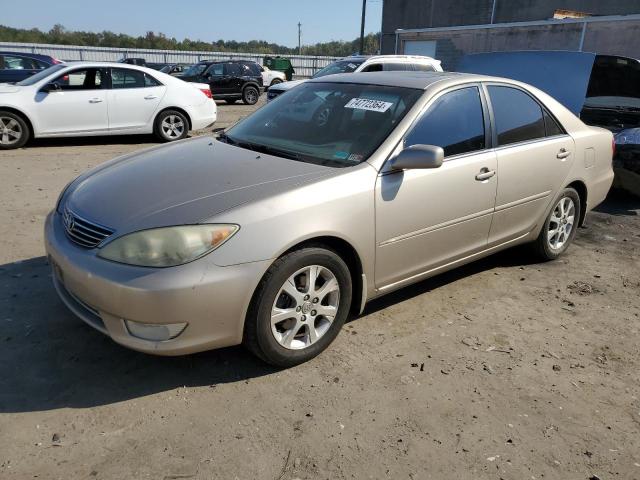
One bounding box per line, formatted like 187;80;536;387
345;98;394;113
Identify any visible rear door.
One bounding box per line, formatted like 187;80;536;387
107;68;165;131
375;85;498;288
204;63;227;95
485;84;575;245
35;67;109;135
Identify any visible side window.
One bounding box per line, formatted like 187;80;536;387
225;63;242;76
361;63;383;73
245;63;262;76
488;86;546;146
53;68;104;91
384;63;411;71
3;55;36;70
111;68;146;89
144;73;162;87
405;87;486;157
206;64;224;76
544;110;564;137
413;63;435;72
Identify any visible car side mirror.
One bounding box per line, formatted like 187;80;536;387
41;82;62;93
390;144;444;170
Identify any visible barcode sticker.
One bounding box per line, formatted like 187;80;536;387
344;98;393;113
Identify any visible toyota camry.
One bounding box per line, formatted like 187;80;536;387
45;72;614;366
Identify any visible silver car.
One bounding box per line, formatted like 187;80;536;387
45;72;614;366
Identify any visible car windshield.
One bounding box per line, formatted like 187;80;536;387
183;63;207;76
160;65;172;73
312;60;365;78
222;82;422;167
16;64;66;86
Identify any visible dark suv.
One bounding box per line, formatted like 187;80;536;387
0;51;61;83
179;60;263;105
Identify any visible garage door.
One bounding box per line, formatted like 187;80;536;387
404;40;437;58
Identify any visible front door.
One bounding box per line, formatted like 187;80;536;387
375;86;498;289
484;84;576;245
107;68;165;131
35;67;109;135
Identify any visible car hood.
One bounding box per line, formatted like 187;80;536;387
458;51;597;115
63;136;334;234
270;79;306;92
0;84;21;93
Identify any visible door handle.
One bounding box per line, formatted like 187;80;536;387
88;98;103;103
144;95;158;100
475;168;496;181
557;148;572;159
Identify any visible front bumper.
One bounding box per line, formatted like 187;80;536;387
44;211;269;355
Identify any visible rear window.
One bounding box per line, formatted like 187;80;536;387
488;86;546;146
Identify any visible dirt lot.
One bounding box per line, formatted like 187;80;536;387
1;98;639;480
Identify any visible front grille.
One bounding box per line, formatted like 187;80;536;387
63;207;114;248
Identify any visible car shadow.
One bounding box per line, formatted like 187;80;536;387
595;189;640;216
27;134;161;148
359;244;539;317
0;256;278;413
1;243;539;413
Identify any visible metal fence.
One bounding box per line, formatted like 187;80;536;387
0;42;342;78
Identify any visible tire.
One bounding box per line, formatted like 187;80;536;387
270;78;283;86
531;187;581;261
242;85;260;105
225;99;237;105
154;110;189;142
0;111;30;150
244;247;353;367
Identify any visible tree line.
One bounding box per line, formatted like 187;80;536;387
0;24;381;57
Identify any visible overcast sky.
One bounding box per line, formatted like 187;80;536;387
4;0;384;47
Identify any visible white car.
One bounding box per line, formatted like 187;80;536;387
261;65;286;87
266;55;443;102
0;62;217;149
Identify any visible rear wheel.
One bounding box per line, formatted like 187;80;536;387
270;78;283;86
242;85;259;105
244;247;352;367
0;111;29;150
154;110;189;142
531;187;581;261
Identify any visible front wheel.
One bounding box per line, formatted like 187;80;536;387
531;187;581;261
242;85;260;105
154;110;189;142
244;247;352;367
0;111;30;150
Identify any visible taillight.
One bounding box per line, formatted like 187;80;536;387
52;58;62;65
200;88;212;99
612;137;616;158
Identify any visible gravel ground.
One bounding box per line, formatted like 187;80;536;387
1;98;639;480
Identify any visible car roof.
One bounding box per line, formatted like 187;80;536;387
0;50;55;60
338;54;439;63
308;71;489;89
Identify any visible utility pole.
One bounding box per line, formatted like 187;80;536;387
298;22;302;55
359;0;367;54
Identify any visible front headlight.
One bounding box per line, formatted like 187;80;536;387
97;224;239;267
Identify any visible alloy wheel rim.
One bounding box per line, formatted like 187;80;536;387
161;115;185;139
0;116;22;145
246;89;258;103
547;196;575;250
271;265;340;350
